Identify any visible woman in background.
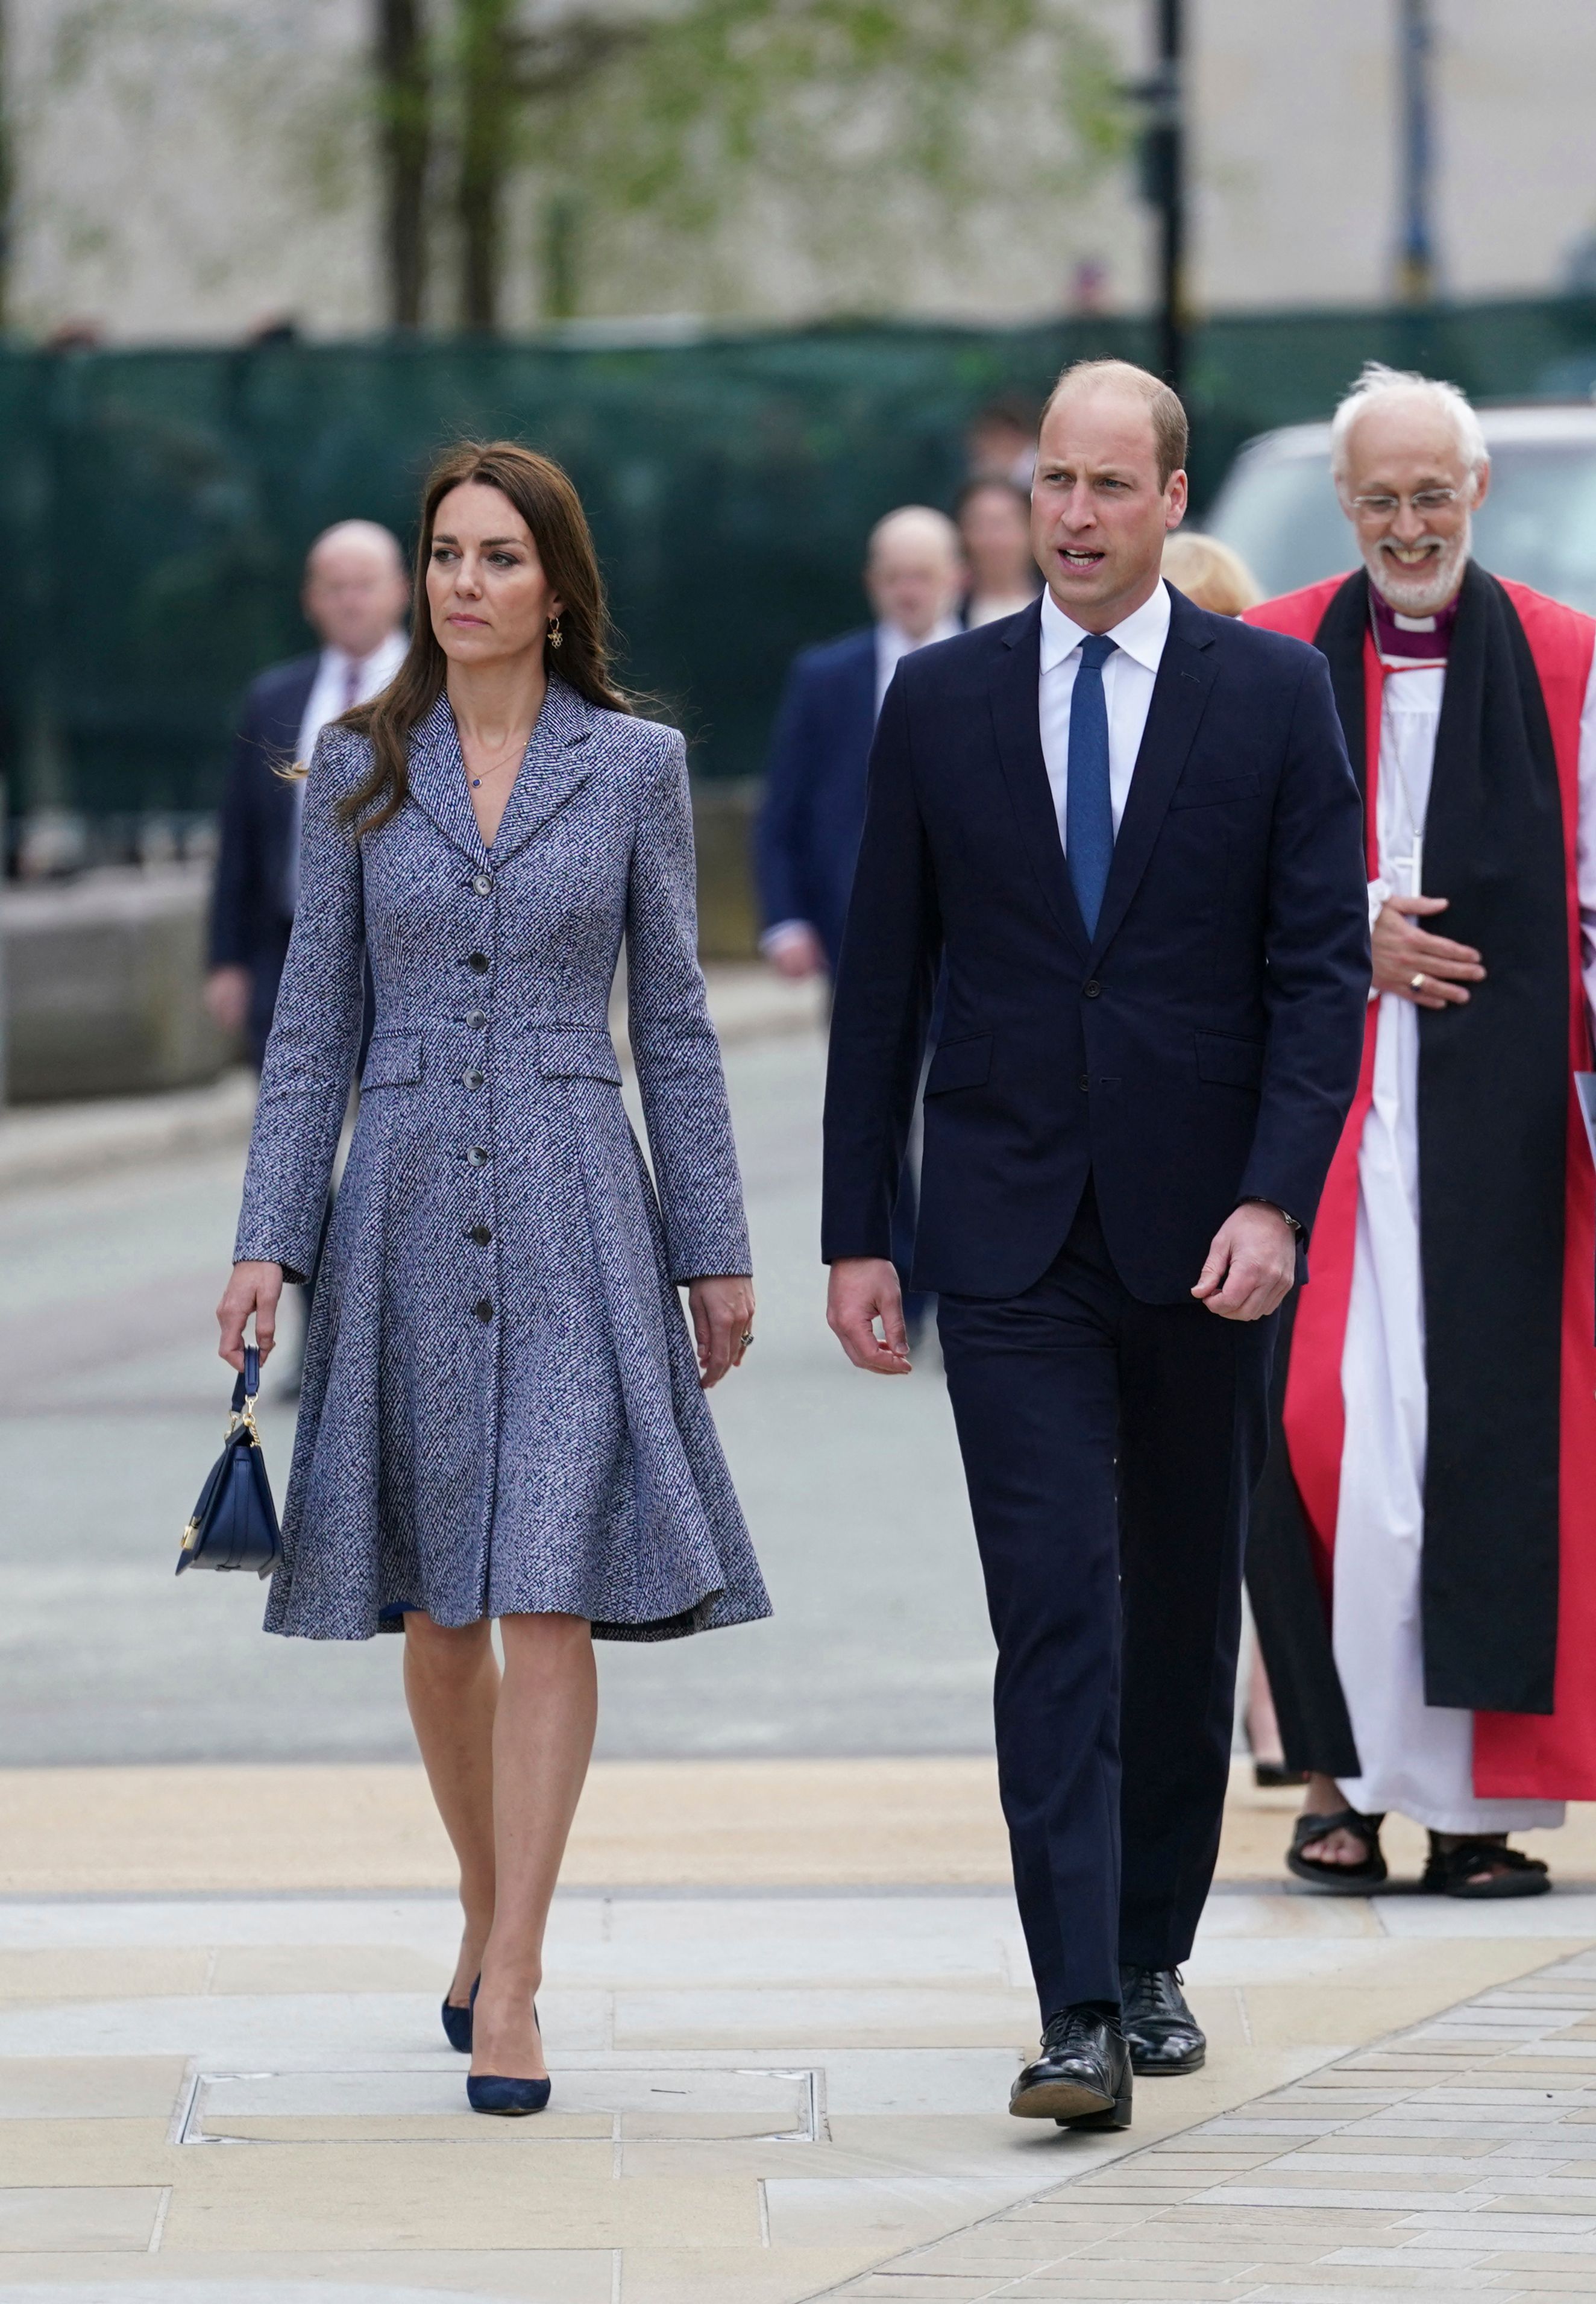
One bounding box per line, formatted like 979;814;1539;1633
1161;530;1263;618
217;441;769;2117
957;477;1042;627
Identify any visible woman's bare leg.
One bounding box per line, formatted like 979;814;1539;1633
470;1610;597;2081
402;1613;500;2004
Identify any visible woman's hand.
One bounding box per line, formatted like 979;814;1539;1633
218;1259;284;1373
687;1275;755;1389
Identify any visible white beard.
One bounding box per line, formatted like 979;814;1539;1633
1362;513;1472;617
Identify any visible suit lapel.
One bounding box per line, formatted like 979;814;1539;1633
988;600;1090;955
1089;598;1217;960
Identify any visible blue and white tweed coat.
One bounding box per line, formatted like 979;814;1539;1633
234;677;771;1643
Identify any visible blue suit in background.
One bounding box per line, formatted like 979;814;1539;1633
755;628;878;972
209;654;319;1069
756;626;930;1312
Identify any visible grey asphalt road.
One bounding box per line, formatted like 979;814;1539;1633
0;1030;996;1764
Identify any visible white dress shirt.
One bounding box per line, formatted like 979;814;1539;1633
1037;579;1172;843
286;629;409;910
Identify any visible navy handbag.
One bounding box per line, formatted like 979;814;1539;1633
177;1344;282;1578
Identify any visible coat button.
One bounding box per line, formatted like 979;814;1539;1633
468;1223;492;1246
467;1009;488;1030
473;873;492;896
466;1146;489;1167
1078;1073;1090;1092
1084;979;1102;998
468;952;490;974
474;1298;494;1323
462;1068;485;1088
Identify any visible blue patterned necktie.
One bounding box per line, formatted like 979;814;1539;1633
1065;632;1118;937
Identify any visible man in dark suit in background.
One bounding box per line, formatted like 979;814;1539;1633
823;360;1370;2130
755;505;964;986
206;520;409;1065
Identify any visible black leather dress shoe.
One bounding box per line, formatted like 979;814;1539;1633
1009;2006;1132;2129
1120;1966;1205;2075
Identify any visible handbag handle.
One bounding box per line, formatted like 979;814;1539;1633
230;1343;260;1417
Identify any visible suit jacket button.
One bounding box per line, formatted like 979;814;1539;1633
474;1299;494;1323
1078;1073;1090;1092
468;1224;492;1246
468;952;490;974
467;1146;489;1167
462;1068;485;1087
473;873;493;896
1083;979;1102;998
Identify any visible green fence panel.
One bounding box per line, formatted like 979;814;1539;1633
3;297;1594;819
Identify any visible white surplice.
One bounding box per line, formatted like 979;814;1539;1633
1333;632;1596;1831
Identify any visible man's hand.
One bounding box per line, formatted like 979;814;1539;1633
827;1257;913;1374
217;1259;283;1371
1192;1205;1296;1322
764;924;828;982
1372;892;1484;1009
204;965;251;1037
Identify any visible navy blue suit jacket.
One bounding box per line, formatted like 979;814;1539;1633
209;653;318;1063
755;628;877;970
822;587;1372;1303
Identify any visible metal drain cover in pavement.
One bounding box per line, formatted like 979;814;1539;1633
181;2063;820;2143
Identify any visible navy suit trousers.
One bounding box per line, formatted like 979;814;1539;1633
937;1181;1276;2015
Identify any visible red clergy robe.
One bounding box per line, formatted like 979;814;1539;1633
1246;571;1596;1799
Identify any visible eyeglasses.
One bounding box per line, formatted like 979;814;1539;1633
1348;486;1462;520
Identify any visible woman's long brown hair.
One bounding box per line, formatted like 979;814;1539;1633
335;439;635;837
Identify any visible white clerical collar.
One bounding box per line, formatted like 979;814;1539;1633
1039;579;1172;676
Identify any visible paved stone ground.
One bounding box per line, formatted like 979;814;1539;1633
824;1945;1596;2300
0;1024;989;1765
1;1882;1589;2300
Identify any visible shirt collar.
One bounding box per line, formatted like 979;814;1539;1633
1039;579;1172;676
877;615;961;660
324;628;409;682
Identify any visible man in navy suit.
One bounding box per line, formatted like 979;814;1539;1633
755;505;964;984
823;361;1370;2130
206;521;409;1066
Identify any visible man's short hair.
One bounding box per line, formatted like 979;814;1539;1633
1041;359;1189;488
1328;361;1489;489
866;505;963;564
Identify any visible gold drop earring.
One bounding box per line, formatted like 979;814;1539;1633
547;615;564;651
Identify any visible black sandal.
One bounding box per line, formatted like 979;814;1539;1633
1421;1834;1551;1899
1286;1806;1387;1892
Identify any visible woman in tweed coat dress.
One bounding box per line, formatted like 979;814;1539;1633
218;441;769;2114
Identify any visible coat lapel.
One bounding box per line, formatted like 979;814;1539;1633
987;599;1090;956
405;693;487;863
1089;591;1217;961
403;678;597;867
485;676;597;864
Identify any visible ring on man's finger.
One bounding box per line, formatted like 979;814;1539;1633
738;1330;755;1349
1411;972;1426;991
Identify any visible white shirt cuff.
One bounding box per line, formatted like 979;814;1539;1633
759;920;815;956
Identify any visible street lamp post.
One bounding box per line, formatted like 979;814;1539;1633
1396;0;1437;304
1133;0;1187;392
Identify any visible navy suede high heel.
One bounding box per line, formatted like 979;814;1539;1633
467;1997;550;2117
441;1973;479;2055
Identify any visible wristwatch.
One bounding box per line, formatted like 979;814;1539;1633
1239;1196;1302;1235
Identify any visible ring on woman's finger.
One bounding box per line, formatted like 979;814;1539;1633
739;1330;755;1349
1411;972;1426;991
